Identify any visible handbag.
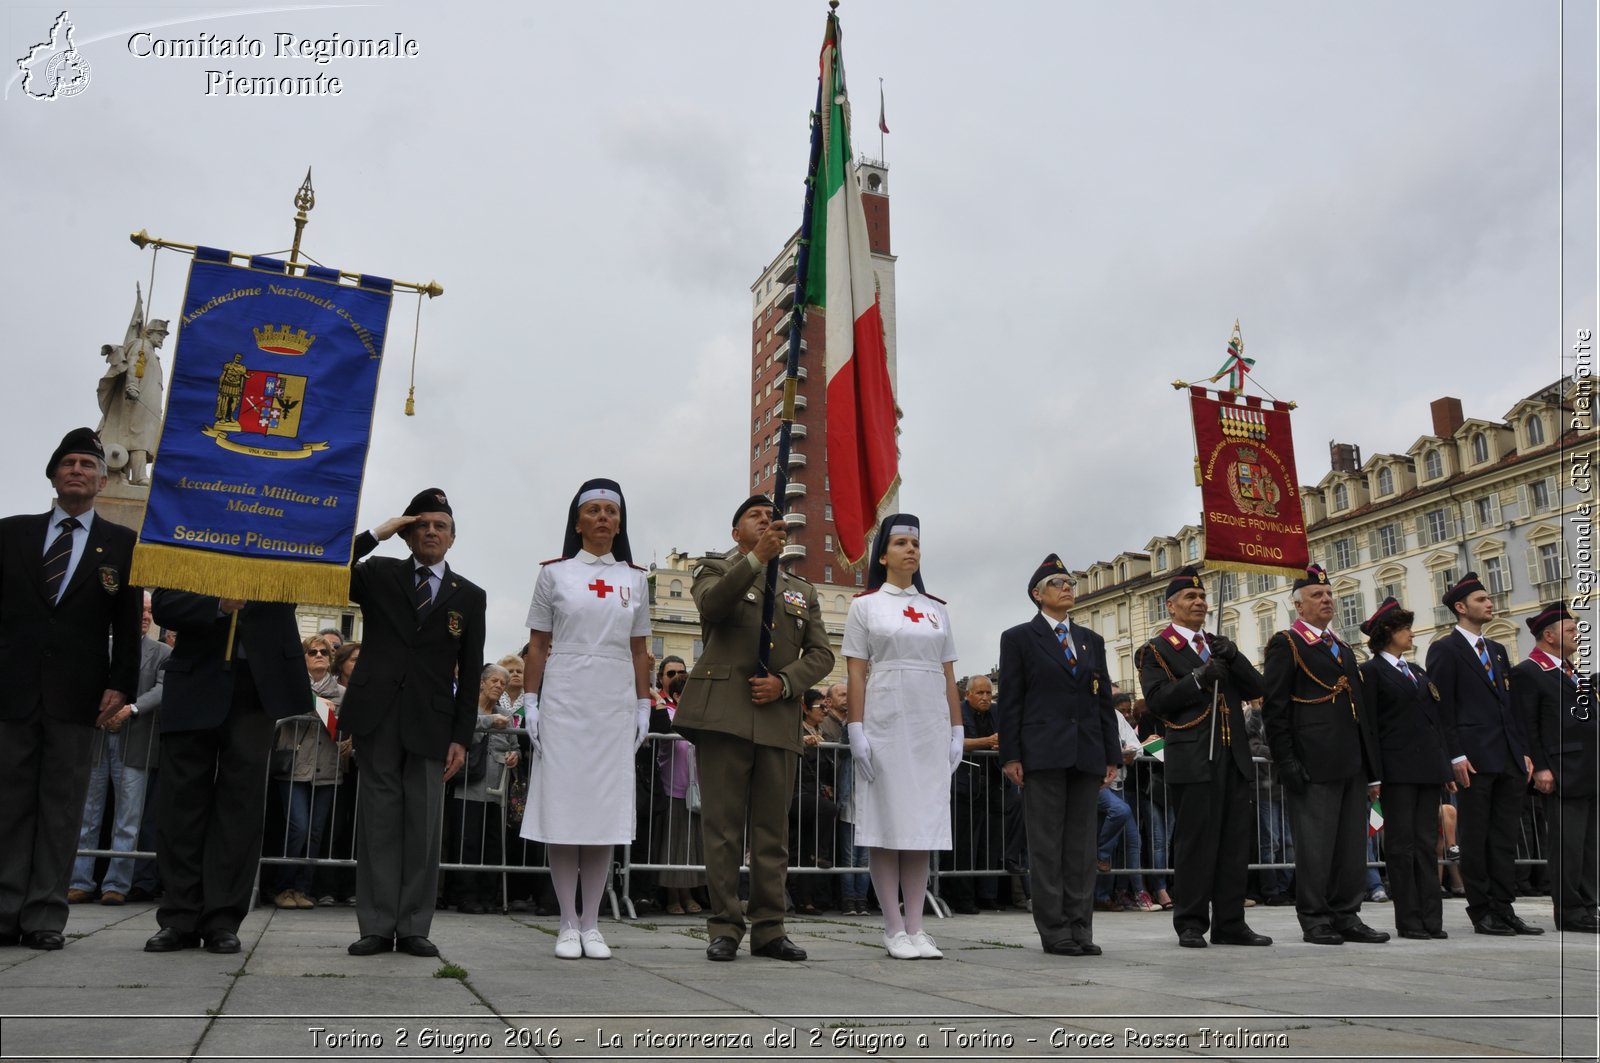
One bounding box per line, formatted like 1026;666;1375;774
684;749;702;814
270;747;295;778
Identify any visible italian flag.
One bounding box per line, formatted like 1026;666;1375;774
1368;799;1384;837
1142;736;1166;762
807;11;898;566
314;695;338;741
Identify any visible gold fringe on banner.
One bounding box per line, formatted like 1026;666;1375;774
1204;557;1309;579
132;543;352;606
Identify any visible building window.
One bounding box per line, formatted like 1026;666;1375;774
1377;467;1394;496
1337;592;1364;632
1432;567;1459;606
1423;449;1443;479
824;534;833;552
1332;483;1349;511
1471;431;1489;464
1376;579;1403;605
1474;496;1498;527
1530;479;1552;512
1187;539;1199;561
824;565;833;583
1155;547;1167;570
1482;556;1510;596
1527;415;1545;445
651;636;664;658
1248;572;1274;595
1538;542;1562;584
1331;537;1355;569
1423;508;1454;544
692;639;704;660
1145;592;1165;626
669;579;683;599
1373;523;1402;559
824;504;833;521
1218;572;1238;601
1257;613;1276;646
854;570;864;587
752;471;760;488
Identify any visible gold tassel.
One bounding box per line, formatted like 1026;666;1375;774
132;543;352;606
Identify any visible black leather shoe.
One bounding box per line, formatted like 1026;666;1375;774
1427;927;1449;939
1561;916;1600;934
1178;929;1208;948
1501;914;1544;936
950;902;980;915
397;935;439;957
1212;928;1272;946
21;930;64;950
347;934;394;956
751;936;807;961
1076;942;1102;956
1473;915;1515;936
203;930;241;954
705;936;738;962
145;927;200;952
1399;928;1431;940
1043;939;1083;956
1338;922;1390;943
1302;925;1345;945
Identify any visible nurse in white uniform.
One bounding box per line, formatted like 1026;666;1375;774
520;479;652;960
843;514;965;960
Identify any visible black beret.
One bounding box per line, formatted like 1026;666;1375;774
1527;601;1572;637
403;488;452;518
46;427;104;479
732;495;775;527
1027;553;1069;605
1442;571;1486;609
1165;566;1205;601
1359;596;1410;637
1292;563;1330;591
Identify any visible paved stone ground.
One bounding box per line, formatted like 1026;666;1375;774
0;896;1594;1062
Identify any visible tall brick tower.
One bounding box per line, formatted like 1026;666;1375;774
747;158;896;586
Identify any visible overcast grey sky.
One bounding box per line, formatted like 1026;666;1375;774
3;0;1593;667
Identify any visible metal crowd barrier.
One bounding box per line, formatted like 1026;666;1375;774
74;722;1553;919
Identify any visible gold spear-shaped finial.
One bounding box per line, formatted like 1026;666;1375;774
289;168;315;265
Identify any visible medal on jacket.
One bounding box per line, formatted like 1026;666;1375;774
1093;678;1099;694
619;585;631;607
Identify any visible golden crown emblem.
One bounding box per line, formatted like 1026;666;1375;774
253;324;316;355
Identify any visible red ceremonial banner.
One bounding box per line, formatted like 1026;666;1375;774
1189;387;1310;577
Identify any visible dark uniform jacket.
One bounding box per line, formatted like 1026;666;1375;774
1512;652;1596;799
1262;624;1380;783
1359;655;1452;786
1137;626;1264;786
673;549;834;754
337;531;486;759
995;614;1118;775
150;592;311;731
1425;629;1526;776
0;510;140;722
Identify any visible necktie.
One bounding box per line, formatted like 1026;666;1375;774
1475;638;1493;680
1321;631;1341;660
1564;660;1579;686
1193;634;1211;663
43;517;81;603
1397;660;1417;686
415;566;434;616
1055;622;1078;672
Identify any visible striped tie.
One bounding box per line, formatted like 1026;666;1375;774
415;566;434;618
43;517;81;603
1193;634;1210;662
1055;622;1078;672
1475;638;1493;680
1397;660;1417;687
1321;632;1341;660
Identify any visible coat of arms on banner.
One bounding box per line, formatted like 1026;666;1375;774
200;327;327;459
1226;448;1281;517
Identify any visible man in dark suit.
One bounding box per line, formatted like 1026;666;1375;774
1137;567;1270;949
1512;602;1596;933
672;495;834;962
1262;564;1387;946
996;553;1120;957
144;592;309;954
340;489;485;958
1426;572;1538;936
0;429;141;950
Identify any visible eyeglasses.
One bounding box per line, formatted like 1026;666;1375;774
305;648;330;657
1043;577;1077;591
664;669;686;678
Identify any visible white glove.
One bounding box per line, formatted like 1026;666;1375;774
635;698;652;752
524;694;542;758
847;721;875;783
948;725;965;775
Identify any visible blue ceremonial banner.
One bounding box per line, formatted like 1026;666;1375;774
131;249;392;604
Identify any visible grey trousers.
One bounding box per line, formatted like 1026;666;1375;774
1288;775;1369;932
1022;768;1101;949
355;707;444;940
0;715;95;936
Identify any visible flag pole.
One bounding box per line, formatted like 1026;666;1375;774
756;3;835;675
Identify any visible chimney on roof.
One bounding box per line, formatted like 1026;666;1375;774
1430;396;1464;439
1329;441;1361;473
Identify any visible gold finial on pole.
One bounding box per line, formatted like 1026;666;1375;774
289;168;315;265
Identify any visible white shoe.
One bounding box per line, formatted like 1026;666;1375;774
580;928;611;959
883;931;920;960
907;930;943;959
554;928;582;960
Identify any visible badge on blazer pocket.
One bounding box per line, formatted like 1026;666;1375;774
98;565;120;595
1428;681;1441;701
447;610;463;638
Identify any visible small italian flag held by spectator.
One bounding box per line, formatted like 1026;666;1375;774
1368;799;1384;837
1142;736;1165;762
314;695;338;741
